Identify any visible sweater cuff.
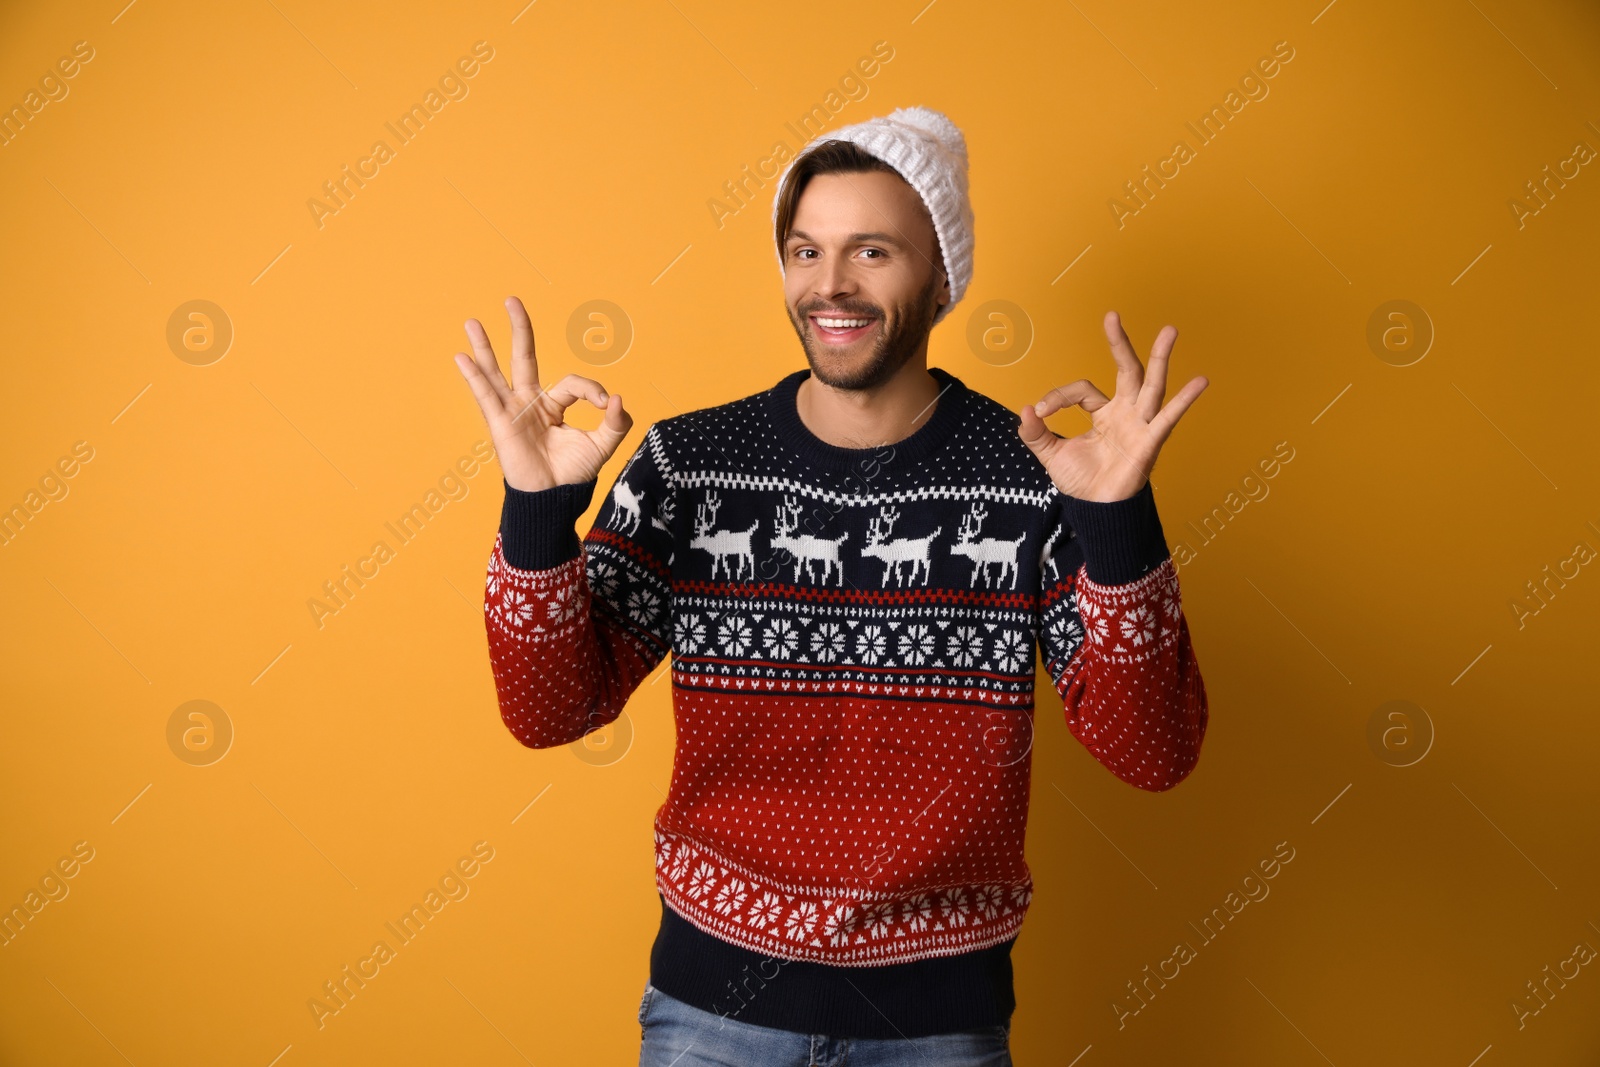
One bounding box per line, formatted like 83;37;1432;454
1061;480;1170;586
499;477;598;570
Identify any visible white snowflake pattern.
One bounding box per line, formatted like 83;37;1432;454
939;887;971;928
545;584;580;625
1048;612;1084;652
762;617;799;660
855;624;887;665
589;559;622;601
653;832;672;871
946;625;984;668
1158;573;1182;622
713;877;749;917
898;624;935;666
746;891;784;930
674;612;706;654
863;900;897;939
822;902;859;947
500;589;535;629
718;615;753;657
627;587;662;629
1079;595;1111;646
687;860;719;900
667;848;692;883
1118;602;1159;648
973;884;1006;920
810;621;846;663
899;893;935;932
992;629;1029;673
784;901;819;942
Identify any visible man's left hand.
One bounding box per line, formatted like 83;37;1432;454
1018;310;1208;503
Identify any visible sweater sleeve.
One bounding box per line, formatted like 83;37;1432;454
1036;480;1208;792
482;422;676;749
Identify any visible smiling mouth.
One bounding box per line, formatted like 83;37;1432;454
809;314;879;345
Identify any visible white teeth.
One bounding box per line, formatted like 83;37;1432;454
816;317;872;329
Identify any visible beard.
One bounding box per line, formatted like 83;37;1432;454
787;267;943;392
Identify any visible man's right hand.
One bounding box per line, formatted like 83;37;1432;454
453;296;633;492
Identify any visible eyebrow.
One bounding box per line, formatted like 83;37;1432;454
787;229;907;249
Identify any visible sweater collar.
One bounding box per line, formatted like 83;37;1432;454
766;364;970;474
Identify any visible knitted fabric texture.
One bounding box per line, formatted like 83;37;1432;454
771;105;975;327
483;367;1208;967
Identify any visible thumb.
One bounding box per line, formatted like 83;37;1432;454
588;393;634;459
1017;404;1061;464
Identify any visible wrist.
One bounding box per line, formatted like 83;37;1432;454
499;477;599;569
1061;480;1169;585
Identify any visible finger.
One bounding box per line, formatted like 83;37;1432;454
1148;375;1209;442
1103;310;1146;400
505;296;539;396
464;317;512;403
1137;325;1178;422
1032;379;1111;419
544;373;611;414
584;393;635;459
1016;404;1064;465
453;352;507;420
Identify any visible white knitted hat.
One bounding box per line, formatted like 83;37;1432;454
771;106;974;326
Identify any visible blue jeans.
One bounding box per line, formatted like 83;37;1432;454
637;981;1014;1067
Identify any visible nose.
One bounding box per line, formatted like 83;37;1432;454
813;255;857;307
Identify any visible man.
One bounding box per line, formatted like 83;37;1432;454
453;106;1209;1066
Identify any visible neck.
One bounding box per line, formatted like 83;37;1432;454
795;357;943;450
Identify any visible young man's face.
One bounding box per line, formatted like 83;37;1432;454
782;169;951;392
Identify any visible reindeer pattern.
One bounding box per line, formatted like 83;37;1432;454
689;490;759;580
948;501;1029;590
675;488;1039;592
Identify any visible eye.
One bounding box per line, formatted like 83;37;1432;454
860;248;885;259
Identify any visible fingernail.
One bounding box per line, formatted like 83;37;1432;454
1033;401;1046;415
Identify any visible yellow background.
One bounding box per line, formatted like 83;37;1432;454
3;0;1599;1063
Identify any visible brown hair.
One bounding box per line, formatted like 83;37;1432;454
773;140;940;271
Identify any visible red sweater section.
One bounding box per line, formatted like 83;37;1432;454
483;501;1206;965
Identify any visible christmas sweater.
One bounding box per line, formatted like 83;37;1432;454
481;366;1208;1019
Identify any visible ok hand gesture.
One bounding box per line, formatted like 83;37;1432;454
1018;311;1207;503
453;296;633;492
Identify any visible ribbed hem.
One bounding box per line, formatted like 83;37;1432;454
1061;480;1170;586
648;893;1015;1039
766;365;970;474
498;477;598;570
